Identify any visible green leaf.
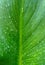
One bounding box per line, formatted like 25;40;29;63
0;0;45;65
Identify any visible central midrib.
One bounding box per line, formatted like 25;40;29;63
19;0;24;65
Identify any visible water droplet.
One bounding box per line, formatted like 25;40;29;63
1;53;3;56
15;21;16;22
27;54;29;57
0;17;1;19
43;50;45;52
5;31;7;34
6;27;8;30
1;36;4;39
7;3;10;7
10;28;13;31
22;7;23;12
42;40;44;43
9;15;11;18
0;1;1;4
39;52;42;55
6;5;8;7
7;45;10;49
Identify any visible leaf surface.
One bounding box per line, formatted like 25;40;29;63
0;0;45;65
